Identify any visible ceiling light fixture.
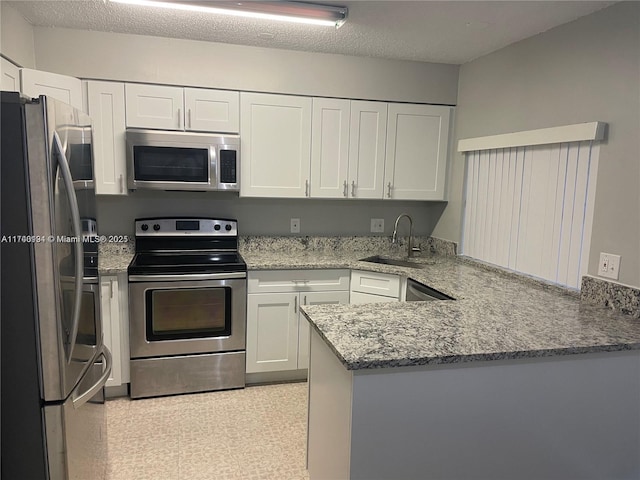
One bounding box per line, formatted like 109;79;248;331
109;0;348;28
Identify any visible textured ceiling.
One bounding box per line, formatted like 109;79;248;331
6;0;616;64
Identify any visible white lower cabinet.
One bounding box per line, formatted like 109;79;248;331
297;290;350;369
246;270;350;379
100;274;130;390
246;292;300;373
350;270;401;303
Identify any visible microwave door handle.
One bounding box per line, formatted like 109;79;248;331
53;131;84;363
72;346;112;409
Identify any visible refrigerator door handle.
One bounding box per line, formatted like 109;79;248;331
52;131;84;363
72;345;112;410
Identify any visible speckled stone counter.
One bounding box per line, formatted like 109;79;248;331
98;235;640;371
98;242;134;275
241;249;640;370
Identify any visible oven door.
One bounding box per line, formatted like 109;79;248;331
129;276;246;358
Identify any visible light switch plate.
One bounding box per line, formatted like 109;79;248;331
290;218;300;233
598;252;621;280
370;218;384;233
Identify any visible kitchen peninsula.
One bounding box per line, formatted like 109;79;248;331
296;254;640;480
100;238;640;479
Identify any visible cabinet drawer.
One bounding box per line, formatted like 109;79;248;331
350;270;400;298
248;269;350;294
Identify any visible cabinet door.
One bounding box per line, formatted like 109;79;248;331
240;93;312;197
20;68;83;111
298;291;350;369
348;101;387;199
350;270;400;298
86;81;127;195
1;58;20;92
184;87;239;133
384;104;451;200
349;291;399;304
125;83;184;130
100;276;122;387
246;292;300;373
310;98;350;198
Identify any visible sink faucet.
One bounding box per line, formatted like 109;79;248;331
392;213;420;258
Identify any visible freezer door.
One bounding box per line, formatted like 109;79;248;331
25;96;99;401
45;346;111;480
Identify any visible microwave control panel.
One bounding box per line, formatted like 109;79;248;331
219;150;237;184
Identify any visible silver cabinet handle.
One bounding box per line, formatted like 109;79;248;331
119;174;124;193
304;295;307;305
343;180;348;197
188;108;192;129
110;279;115;299
387;182;392;198
305;179;310;197
177;107;182;129
351;180;356;197
294;295;298;313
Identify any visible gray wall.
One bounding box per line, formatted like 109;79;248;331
432;1;640;288
0;3;36;68
97;192;446;237
31;27;458;104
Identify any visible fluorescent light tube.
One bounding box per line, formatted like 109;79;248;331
109;0;348;28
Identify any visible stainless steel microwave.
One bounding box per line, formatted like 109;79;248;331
126;129;239;192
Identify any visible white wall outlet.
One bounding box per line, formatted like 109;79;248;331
370;218;384;233
598;252;621;280
290;218;300;233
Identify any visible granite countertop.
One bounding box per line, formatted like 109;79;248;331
98;243;135;274
99;243;640;371
243;250;640;371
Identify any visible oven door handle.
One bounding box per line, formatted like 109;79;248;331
128;272;247;282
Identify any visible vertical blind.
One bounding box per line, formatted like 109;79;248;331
462;141;599;289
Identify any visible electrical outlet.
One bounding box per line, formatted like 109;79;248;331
370;218;384;233
599;252;621;280
290;218;300;233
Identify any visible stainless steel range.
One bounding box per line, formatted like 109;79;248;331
128;217;247;399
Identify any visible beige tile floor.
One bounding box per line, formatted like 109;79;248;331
106;382;309;480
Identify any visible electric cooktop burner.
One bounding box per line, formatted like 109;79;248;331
128;252;247;275
127;217;246;276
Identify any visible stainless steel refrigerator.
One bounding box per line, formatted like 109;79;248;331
1;92;111;480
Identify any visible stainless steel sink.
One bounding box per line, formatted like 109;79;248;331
359;255;427;269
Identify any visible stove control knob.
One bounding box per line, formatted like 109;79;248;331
214;224;221;231
153;224;161;231
225;224;232;231
141;224;149;231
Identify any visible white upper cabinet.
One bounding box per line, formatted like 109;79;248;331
1;58;20;92
125;83;240;132
125;83;184;130
184;87;239;132
20;68;84;111
348;101;388;199
310;98;351;198
384;103;451;200
240;92;312;198
86;81;127;195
